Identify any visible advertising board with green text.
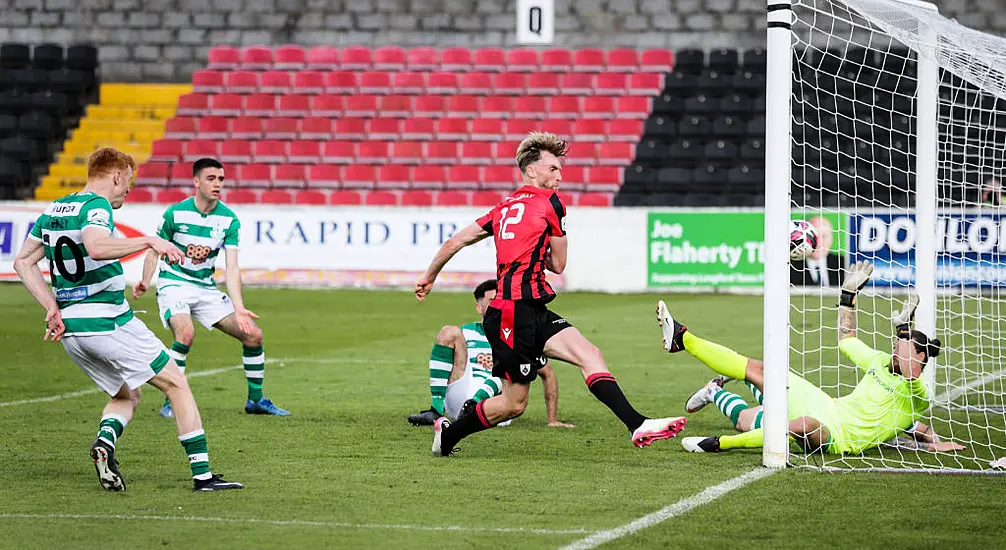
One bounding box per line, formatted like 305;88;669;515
647;211;847;288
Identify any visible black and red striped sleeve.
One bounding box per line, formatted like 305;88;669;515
476;208;494;234
547;193;566;236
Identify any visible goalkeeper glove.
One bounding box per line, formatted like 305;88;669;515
893;293;920;340
840;261;874;308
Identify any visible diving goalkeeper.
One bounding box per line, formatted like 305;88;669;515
657;261;964;455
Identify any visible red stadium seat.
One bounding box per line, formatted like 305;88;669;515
261;189;294;204
254;72;292;96
496;140;519;160
330;190;363;205
376;165;411;189
311;94;344;116
565;143;598;166
572;119;607;142
557;191;579;206
435;118;469;140
243;94;276;116
391;141;423;164
494;72;527;95
512;96;546;119
273;164;306;187
163;117;196;139
582;96;615;119
460;142;493;165
460;72;493;95
585;166;623;192
197;116;228;139
628;73;662;95
344;95;378;117
307;164;342;188
324;71;358;94
127;187;154;202
640;49;674;72
288;140;321;164
596;72;628;95
470;118;503;141
561;166;586;191
367;118;401;140
252;140;287;163
342;166;375;188
401;190;433;206
413;95;447;117
373;46;407;70
559;72;594;95
426;72;459;95
440;47;473;71
480;95;513;118
436;190;471;206
401;117;435;140
539;120;572;139
227;189;260;204
333;117;365;140
191;70;224;93
506;48;539;72
407;47;440;71
472;190;504;207
357;141;390;164
608;119;644;142
235;164;271;188
503;119;536;140
577;192;614;207
277;94;310;117
169;162;193;186
615;96;651;119
219;140;252;164
412;166;447;189
264;117;298;140
448;165;480;189
447;95;479;118
365;190;399;206
306;46;339;70
182;139;217;162
157;188;190;203
230;117;264;139
135;162;169;186
541;48;572;71
473;48;505;71
207;46;240;70
607;49;640;72
573;48;606;72
295;189;328;205
377;95;412;117
225;70;259;94
393;71;426;94
548;96;581;119
482;165;517;190
208;93;243;116
425;141;459;164
340;46;372;70
359;71;392;94
597;142;633;166
322;141;356;163
292;71;325;94
526;72;559;95
274;45;307;70
299;117;333;139
177;93;208;116
241;46;272;70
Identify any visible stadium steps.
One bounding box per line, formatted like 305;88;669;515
36;82;190;201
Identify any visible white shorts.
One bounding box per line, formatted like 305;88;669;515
444;368;502;421
62;317;170;396
157;284;235;330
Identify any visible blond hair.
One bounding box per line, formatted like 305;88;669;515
515;131;568;173
87;147;136;180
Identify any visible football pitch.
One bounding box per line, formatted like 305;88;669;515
1;284;1004;549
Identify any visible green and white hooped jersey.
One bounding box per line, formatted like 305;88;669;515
28;192;133;336
156;198;240;289
462;322;493;379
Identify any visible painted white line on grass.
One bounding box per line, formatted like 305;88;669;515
559;468;777;550
0;513;593;536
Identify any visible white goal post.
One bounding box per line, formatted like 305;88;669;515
764;0;1006;472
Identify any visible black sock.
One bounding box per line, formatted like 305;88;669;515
441;401;494;454
586;372;646;432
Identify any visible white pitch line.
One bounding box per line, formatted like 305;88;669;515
0;513;593;536
559;468;777;550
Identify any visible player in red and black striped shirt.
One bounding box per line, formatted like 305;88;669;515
416;132;686;456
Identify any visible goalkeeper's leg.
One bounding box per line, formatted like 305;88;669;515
683;416;830;453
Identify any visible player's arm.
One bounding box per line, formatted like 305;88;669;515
83;227;182;263
545;235;567;274
132;249;160;299
415;222;490;301
538;364;574;428
12;236;64;342
907;422;966;452
838;261;874;340
224;247;259;333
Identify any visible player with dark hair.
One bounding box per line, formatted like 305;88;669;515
416;132;685;457
407;279;572;428
134;157;289;417
659;261;963;455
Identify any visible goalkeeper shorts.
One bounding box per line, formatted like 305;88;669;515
788;373;844;455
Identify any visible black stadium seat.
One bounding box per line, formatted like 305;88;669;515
0;43;30;69
32;44;64;70
66;45;98;71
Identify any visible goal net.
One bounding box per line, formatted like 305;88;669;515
782;0;1006;472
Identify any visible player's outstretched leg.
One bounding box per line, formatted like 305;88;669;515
89;385;140;491
684;376;730;413
656;300;755;383
682;429;764;453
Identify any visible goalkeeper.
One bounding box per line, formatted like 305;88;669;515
657;261;964;455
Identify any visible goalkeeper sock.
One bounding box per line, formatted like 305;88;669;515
243;345;265;402
428;344;453;415
179;429;211;480
682;332;749;380
164;341;189;407
96;414;127;449
471;376;502;403
720;428;764;450
713;390;750;428
586;372;646;432
746;381;764;405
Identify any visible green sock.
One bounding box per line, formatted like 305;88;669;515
682;331;749;380
96;414;127;449
720;428;764;450
179;429;211;480
746;381;763;405
164;341;190;407
428;344;453;415
243;345;265;402
713;389;750;428
471;376;502;403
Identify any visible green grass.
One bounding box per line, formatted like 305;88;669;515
1;285;1005;549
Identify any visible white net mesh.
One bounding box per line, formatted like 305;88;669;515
789;0;1006;472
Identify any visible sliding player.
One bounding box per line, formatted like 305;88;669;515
659;261;963;455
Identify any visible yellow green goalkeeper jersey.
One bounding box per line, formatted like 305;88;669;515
834;337;930;454
156;198;240;289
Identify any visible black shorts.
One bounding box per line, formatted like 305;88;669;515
482;298;573;384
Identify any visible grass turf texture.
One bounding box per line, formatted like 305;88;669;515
1;285;1004;549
